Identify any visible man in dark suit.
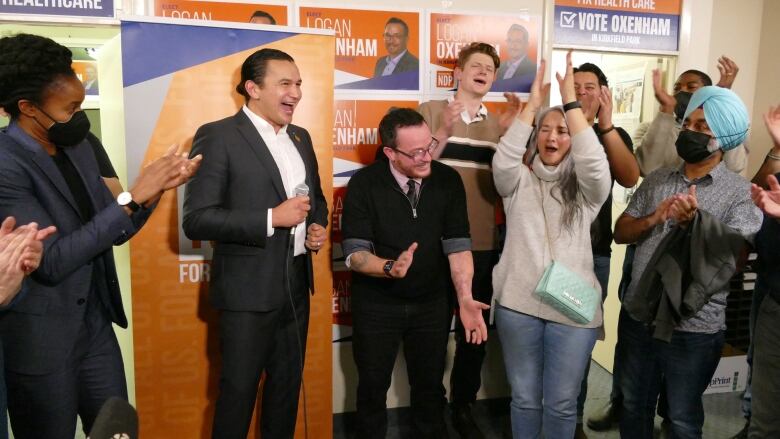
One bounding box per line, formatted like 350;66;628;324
183;48;328;439
495;24;536;83
373;17;419;78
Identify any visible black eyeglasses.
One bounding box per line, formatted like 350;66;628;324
393;138;439;160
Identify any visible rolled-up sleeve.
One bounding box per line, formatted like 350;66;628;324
441;170;471;254
341;173;375;259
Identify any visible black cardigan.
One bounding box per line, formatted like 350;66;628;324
342;160;471;303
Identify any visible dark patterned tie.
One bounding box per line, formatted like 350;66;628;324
406;180;416;203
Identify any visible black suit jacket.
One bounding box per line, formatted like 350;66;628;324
183;110;328;312
0;122;153;375
373;51;419;78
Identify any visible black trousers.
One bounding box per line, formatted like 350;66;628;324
352;293;451;438
450;250;498;405
212;255;309;439
6;298;127;439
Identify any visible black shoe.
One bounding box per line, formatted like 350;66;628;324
451;404;485;439
586;401;620;431
730;420;749;439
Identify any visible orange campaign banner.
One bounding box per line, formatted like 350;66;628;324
154;0;289;25
298;6;421;91
428;12;541;95
121;19;333;438
331;99;418;340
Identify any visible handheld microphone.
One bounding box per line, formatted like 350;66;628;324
291;182;309;235
88;397;138;439
294;182;309;197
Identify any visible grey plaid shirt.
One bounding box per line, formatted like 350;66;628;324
623;162;762;333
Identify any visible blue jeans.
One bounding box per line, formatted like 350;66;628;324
496;305;597;438
618;310;724;439
576;254;611;421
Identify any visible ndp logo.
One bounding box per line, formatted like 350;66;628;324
560;11;577;28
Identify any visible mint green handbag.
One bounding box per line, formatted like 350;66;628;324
534;260;599;324
533;180;599;324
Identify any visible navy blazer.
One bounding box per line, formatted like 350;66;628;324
183;110;328;312
0;122;153;375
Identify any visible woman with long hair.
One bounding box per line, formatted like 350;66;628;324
492;52;612;438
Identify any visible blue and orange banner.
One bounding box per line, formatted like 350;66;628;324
299;6;420;91
553;0;681;52
428;12;541;94
121;18;333;438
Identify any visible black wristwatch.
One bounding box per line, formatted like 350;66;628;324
563;101;582;112
383;260;395;278
117;191;141;213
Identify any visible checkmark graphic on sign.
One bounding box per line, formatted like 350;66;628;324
560;11;576;28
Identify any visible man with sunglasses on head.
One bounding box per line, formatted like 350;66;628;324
342;108;489;438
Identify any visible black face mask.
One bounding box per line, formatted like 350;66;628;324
674;91;693;122
37;108;91;146
675;129;714;163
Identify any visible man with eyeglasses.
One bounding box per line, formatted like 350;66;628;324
342;108;489;438
373;17;419;78
418;41;518;438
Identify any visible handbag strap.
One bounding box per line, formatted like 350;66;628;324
536;177;556;262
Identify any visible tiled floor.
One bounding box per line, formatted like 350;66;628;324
333;360;747;438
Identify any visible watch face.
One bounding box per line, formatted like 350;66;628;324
117;192;131;205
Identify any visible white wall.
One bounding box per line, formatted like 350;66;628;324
747;0;780;176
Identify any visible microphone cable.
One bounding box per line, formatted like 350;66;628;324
285;182;310;439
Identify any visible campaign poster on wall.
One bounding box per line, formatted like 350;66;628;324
553;0;681;52
0;0;114;17
428;12;541;95
154;0;289;25
331;99;418;340
121;18;333;438
298;6;421;91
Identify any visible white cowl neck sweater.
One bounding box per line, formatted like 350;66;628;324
492;119;612;329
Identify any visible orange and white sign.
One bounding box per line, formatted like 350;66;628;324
428;12;541;94
154;0;289;25
299;6;421;91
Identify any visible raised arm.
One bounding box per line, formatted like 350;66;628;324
492;60;548;197
597;85;639;187
752;105;780;188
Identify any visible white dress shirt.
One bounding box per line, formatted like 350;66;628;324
242;105;308;256
447;95;488;124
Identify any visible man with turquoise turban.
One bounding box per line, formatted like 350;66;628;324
612;86;764;439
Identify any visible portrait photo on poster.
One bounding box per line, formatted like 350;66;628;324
298;5;421;92
427;11;541;95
